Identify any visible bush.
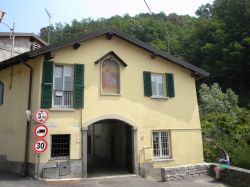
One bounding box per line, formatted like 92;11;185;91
199;83;250;169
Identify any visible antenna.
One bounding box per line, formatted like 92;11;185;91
0;10;16;90
45;9;52;44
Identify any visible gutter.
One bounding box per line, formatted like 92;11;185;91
23;62;33;176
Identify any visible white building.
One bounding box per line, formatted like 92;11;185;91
0;32;47;61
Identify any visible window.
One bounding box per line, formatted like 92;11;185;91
51;134;70;160
151;74;164;97
152;131;171;159
143;72;175;98
101;58;120;95
0;81;4;105
53;65;73;108
41;61;84;109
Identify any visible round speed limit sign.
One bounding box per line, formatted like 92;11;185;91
34;109;48;123
33;139;48;153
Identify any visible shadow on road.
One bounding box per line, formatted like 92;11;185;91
0;170;27;181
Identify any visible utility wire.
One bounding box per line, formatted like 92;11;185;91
143;0;171;54
143;0;186;56
143;0;153;14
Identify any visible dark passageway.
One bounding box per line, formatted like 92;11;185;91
87;119;133;177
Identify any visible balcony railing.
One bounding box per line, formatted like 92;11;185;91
53;90;73;109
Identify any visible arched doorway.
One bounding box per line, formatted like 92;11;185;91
82;116;138;178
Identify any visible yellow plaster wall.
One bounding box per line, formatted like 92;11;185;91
0;35;204;168
39;35;204;166
0;57;42;162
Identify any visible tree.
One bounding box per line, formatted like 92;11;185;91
186;0;250;107
199;83;239;116
195;3;213;19
199;83;250;169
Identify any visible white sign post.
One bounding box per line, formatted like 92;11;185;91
33;139;48;180
33;109;49;180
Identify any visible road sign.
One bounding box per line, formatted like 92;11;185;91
33;139;48;153
34;124;48;139
34;109;48;123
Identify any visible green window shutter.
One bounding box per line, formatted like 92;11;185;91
166;73;175;98
74;64;84;109
143;71;152;97
41;61;54;108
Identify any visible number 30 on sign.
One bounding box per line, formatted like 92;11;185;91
33;139;48;153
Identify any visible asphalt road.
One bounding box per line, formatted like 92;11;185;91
0;171;229;187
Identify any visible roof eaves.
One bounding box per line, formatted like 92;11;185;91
31;34;48;46
28;28;112;58
110;28;209;77
0;28;209;78
0;52;30;70
94;51;128;67
0;32;48;46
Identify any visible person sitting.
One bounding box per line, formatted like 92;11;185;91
214;148;230;180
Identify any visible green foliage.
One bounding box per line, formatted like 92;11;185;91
39;12;196;58
199;83;239;115
199;83;250;169
188;0;250;107
195;3;213;19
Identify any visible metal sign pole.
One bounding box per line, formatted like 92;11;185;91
36;153;40;180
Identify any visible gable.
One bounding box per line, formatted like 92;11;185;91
0;28;209;79
94;51;127;67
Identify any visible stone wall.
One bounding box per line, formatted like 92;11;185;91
41;160;82;179
161;163;210;181
140;162;161;181
0;154;24;175
209;164;250;187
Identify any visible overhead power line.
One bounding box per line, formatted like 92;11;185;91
143;0;153;14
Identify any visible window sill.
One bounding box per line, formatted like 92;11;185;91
100;93;121;96
154;158;174;162
151;96;169;99
49;158;70;161
50;108;76;112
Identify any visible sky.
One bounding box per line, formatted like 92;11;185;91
1;0;214;34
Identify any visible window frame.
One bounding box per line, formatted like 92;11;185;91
52;64;74;109
50;134;71;160
0;81;4;105
151;73;166;97
100;55;121;96
152;130;172;160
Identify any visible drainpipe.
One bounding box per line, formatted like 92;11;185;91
23;62;33;176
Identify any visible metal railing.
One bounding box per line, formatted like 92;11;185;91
53;90;73;109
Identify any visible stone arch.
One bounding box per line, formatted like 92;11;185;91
83;114;137;130
82;114;138;178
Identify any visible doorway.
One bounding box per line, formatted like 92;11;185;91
87;119;134;177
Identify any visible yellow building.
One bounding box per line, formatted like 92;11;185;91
0;28;209;179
